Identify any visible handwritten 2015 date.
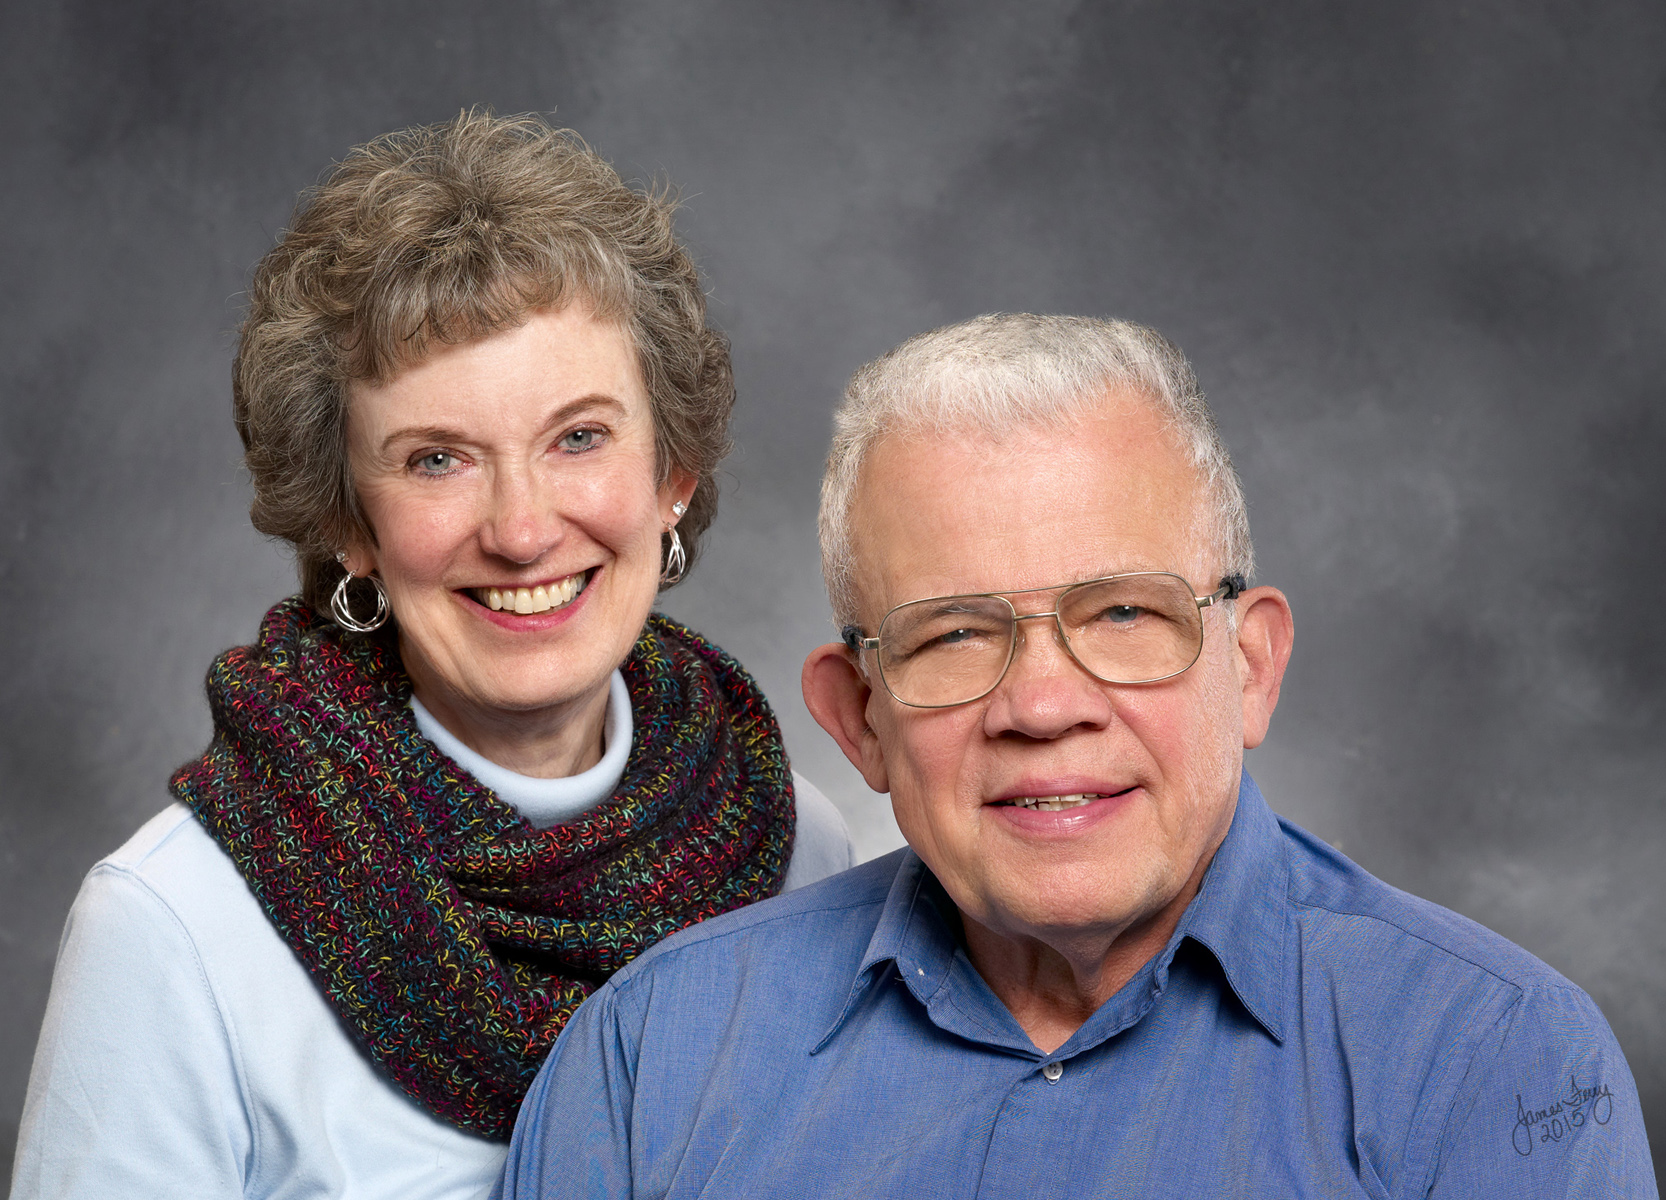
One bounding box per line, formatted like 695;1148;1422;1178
1512;1076;1614;1157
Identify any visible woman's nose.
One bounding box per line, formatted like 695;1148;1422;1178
982;617;1114;739
479;468;563;564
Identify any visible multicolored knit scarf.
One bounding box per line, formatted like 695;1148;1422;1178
171;597;794;1141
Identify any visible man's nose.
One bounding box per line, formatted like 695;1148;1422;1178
479;467;564;564
981;615;1114;739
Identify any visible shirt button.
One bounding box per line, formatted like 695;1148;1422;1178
1041;1061;1063;1083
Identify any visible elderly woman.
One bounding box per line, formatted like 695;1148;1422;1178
12;112;852;1199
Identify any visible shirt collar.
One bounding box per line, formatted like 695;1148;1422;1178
811;849;975;1053
815;769;1289;1052
1171;769;1289;1044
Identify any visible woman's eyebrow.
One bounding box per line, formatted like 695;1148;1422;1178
378;424;468;454
377;394;630;455
534;393;627;437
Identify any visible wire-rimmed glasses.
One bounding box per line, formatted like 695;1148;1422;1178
841;572;1246;709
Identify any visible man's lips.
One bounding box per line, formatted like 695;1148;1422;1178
984;786;1140;835
989;785;1137;811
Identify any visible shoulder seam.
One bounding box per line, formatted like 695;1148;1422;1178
1286;894;1577;996
108;803;195;870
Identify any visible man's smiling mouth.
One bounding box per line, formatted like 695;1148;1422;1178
996;791;1124;812
471;570;591;615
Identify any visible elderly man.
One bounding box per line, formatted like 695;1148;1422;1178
497;315;1655;1197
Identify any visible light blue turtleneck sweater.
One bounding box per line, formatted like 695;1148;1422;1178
12;675;854;1200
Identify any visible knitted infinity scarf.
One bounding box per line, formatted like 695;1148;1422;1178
172;597;794;1140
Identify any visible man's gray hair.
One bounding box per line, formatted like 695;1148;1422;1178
818;313;1254;626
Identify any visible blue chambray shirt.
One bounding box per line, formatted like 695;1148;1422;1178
497;774;1656;1198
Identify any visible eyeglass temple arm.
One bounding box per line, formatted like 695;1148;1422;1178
1199;573;1248;607
840;626;880;653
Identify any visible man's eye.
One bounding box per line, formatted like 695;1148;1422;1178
559;428;604;452
1101;605;1143;624
414;452;457;474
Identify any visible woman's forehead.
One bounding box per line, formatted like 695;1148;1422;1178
348;307;646;432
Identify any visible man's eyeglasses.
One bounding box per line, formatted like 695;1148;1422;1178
841;572;1247;709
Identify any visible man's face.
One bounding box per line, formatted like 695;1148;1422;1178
838;395;1259;949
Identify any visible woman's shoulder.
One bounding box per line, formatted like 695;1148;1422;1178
25;805;511;1199
87;802;259;921
781;772;857;892
57;804;290;1024
102;801;217;869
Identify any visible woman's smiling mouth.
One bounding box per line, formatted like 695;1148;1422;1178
471;570;591;615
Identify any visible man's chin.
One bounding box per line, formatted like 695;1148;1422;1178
954;866;1176;947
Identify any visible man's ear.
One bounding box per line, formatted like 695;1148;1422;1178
1234;586;1294;749
802;643;890;794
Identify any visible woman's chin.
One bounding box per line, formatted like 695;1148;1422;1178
421;661;616;726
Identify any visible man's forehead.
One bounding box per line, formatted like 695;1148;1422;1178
847;403;1213;610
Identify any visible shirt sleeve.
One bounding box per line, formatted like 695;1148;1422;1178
1426;982;1658;1198
493;982;641;1200
10;864;252;1199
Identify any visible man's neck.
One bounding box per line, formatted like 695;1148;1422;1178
958;858;1214;1055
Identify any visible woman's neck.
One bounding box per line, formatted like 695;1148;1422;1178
408;680;610;778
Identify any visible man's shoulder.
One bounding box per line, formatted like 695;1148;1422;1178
610;849;906;992
1276;815;1580;999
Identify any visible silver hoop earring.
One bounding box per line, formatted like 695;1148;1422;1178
660;527;688;586
330;571;389;633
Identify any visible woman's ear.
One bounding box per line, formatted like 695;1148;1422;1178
663;467;698;523
802;643;890;794
337;541;375;578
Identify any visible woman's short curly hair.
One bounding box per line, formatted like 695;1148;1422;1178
234;109;734;618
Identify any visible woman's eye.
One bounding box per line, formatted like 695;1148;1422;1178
558;427;604;452
413;452;458;474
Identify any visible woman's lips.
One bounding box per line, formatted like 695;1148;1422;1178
468;569;590;615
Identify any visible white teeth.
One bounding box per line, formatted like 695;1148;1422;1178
478;573;587;616
1010;793;1104;811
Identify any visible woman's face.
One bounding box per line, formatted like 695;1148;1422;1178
344;304;693;747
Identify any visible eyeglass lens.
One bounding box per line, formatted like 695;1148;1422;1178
875;573;1207;707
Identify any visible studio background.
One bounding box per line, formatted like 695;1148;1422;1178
3;0;1662;1180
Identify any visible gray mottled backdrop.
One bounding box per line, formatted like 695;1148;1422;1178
3;0;1662;1181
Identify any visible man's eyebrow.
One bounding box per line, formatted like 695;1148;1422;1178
377;394;629;456
918;599;997;616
